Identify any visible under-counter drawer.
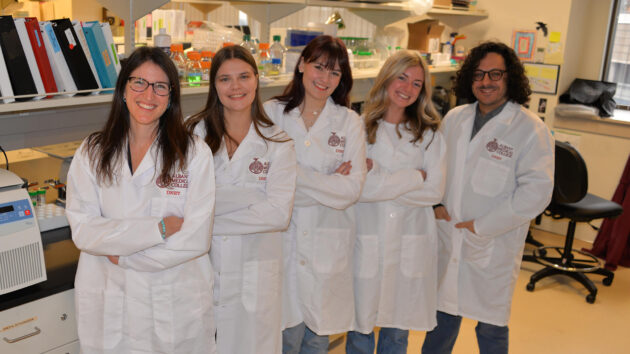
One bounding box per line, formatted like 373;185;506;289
43;340;79;354
0;289;77;354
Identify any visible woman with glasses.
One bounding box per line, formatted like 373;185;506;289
346;50;446;354
263;35;367;354
186;45;296;354
66;47;216;353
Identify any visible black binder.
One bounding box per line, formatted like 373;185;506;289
0;16;37;100
51;19;98;92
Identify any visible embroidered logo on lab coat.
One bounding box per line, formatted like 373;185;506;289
248;158;270;181
156;171;189;196
328;131;346;154
486;138;514;160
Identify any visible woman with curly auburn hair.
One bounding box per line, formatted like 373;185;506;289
346;50;446;354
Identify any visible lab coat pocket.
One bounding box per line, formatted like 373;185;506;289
76;289;123;350
354;234;378;279
462;232;495;268
152;282;205;347
400;234;431;278
313;228;351;274
470;158;509;197
242;260;280;313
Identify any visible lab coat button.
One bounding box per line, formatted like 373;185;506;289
304;140;311;147
300;260;306;266
389;212;396;218
303;231;308;236
223;236;228;241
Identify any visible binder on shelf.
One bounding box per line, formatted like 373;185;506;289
14;18;45;100
0;16;37;101
100;22;121;74
40;21;77;95
0;44;14;103
82;21;117;88
50;19;99;93
24;17;58;97
72;20;102;90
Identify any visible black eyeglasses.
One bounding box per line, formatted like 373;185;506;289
472;69;507;81
127;77;171;96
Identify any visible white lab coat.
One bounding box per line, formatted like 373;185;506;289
437;101;554;326
264;98;367;335
194;122;296;354
66;136;216;354
353;121;446;333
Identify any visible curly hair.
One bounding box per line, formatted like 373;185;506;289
454;41;531;104
364;50;440;146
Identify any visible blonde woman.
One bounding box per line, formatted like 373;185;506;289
347;50;446;354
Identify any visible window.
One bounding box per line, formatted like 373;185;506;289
605;0;630;107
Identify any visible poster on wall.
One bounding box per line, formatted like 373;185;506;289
524;63;560;95
512;30;537;61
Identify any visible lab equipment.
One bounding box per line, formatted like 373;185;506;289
0;169;47;295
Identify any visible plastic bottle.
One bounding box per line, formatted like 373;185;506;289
258;43;271;77
29;190;37;206
170;44;187;82
186;52;203;87
269;35;285;75
37;189;46;206
240;34;257;57
154;28;171;56
201;51;213;82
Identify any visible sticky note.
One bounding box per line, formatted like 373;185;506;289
549;32;561;43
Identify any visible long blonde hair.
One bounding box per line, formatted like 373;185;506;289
364;50;441;145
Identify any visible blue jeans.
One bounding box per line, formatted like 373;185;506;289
346;328;409;354
421;311;509;354
283;322;329;354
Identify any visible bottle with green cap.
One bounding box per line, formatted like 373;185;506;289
29;190;38;206
269;35;286;76
240;34;258;57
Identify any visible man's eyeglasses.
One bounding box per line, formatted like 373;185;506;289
127;77;172;96
472;70;507;82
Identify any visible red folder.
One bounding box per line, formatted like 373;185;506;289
24;17;57;96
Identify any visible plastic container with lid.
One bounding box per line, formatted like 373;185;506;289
154;28;172;56
258;43;271;77
170;43;187;82
29;190;38;206
201;51;213;82
186;51;203;87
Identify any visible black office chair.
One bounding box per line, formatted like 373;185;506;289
526;141;623;303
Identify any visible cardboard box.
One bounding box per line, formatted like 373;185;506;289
433;0;452;7
407;20;444;53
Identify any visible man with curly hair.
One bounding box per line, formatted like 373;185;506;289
421;42;555;354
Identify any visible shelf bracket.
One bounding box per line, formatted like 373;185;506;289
230;1;306;43
96;0;170;56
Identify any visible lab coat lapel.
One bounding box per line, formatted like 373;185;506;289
229;123;263;163
467;101;519;161
450;104;475;220
308;97;336;136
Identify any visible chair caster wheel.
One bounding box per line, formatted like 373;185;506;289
538;248;547;256
603;276;613;286
586;294;596;304
526;282;535;292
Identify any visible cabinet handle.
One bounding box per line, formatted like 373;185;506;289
2;326;41;343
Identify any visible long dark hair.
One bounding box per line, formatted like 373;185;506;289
85;46;191;185
455;41;531;104
186;45;283;153
364;50;440;146
273;35;353;113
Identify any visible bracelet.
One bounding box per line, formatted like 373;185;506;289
432;203;443;210
160;219;166;240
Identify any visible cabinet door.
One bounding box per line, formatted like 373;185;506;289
0;290;77;354
43;340;80;354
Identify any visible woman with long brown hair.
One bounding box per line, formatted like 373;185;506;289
187;45;296;354
264;35;367;354
66;46;216;353
347;50;446;354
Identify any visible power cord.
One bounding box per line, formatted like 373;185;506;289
0;144;7;170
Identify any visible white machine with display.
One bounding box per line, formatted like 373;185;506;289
0;169;46;295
